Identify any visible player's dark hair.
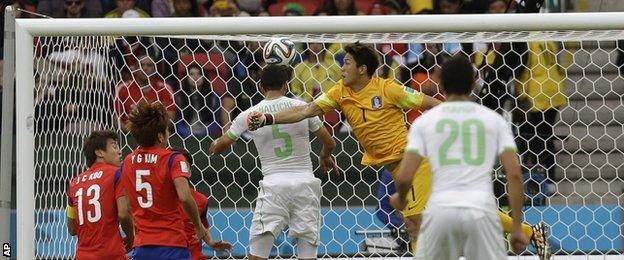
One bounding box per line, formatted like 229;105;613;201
127;101;170;147
261;64;291;91
440;55;475;96
82;130;118;167
171;147;193;166
344;42;379;77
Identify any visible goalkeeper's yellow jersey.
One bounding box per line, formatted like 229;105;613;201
314;77;425;166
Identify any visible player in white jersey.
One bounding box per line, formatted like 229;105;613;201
390;56;528;259
210;65;338;260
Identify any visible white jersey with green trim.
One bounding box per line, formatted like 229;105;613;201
227;96;323;178
406;101;517;211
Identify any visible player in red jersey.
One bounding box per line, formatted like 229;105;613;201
120;101;231;259
66;130;134;260
172;148;223;260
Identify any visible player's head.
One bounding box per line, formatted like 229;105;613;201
260;64;291;93
342;42;379;86
82;130;121;167
171;147;193;166
127;101;171;148
440;55;475;96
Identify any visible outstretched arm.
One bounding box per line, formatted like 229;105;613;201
248;102;325;130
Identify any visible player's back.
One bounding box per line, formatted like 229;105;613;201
413;101;515;212
249;96;320;178
68;162;126;259
121;146;190;248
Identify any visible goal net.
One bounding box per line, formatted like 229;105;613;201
12;14;624;259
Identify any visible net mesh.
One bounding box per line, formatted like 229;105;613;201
30;31;624;258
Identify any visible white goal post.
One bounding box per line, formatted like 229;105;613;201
10;11;624;259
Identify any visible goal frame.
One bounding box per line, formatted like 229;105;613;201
6;10;624;259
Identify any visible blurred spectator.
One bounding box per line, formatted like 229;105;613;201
321;0;363;15
114;55;176;129
37;0;102;17
175;63;234;137
438;0;460;13
382;0;406;14
236;0;262;15
406;0;432;13
208;0;246;16
291;42;341;102
514;41;567;182
473;0;523;111
231;41;265;116
283;2;303;16
104;0;149;18
152;0;205;17
35;75;111;133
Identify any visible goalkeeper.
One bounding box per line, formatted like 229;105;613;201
246;42;548;256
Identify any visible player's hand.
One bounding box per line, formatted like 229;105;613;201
208;239;233;251
510;229;528;254
389;193;407;211
320;155;340;176
246;111;266;131
122;235;134;252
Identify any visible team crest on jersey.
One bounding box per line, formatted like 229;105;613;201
371;96;382;109
180;161;189;173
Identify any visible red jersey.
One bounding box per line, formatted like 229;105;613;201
67;162;127;260
182;190;210;260
114;78;176;124
120;146;191;248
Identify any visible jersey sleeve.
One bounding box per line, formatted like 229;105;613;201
313;83;341;112
225;110;248;141
113;168;126;199
385;79;425;110
405;118;426;156
169;154;191;181
497;117;517;155
308;115;323;132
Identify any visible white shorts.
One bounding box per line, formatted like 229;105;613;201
250;176;322;245
415;207;506;260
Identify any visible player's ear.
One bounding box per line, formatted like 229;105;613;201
94;149;105;159
259;84;266;94
358;65;367;76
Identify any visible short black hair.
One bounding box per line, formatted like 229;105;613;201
260;64;291;91
344;42;379;77
440;55;475;96
82;130;118;166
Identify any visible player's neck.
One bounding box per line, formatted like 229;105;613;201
350;77;371;92
445;94;472;102
264;90;284;100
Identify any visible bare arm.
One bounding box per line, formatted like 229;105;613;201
248;102;325;131
274;102;325;124
174;177;208;243
420;94;442;111
209;134;236;155
501;150;527;253
116;196;134;251
313;125;339;175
